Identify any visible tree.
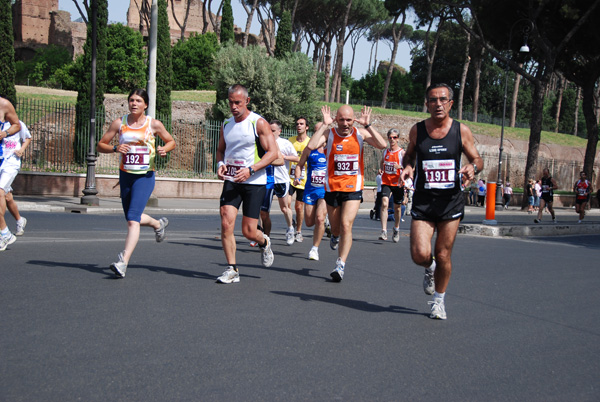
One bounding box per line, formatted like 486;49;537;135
172;32;220;90
448;0;600;206
105;24;146;93
74;0;108;165
274;10;292;58
381;0;411;108
220;0;235;44
169;0;192;41
241;0;259;47
211;44;319;127
156;0;173;121
15;45;72;87
0;0;16;103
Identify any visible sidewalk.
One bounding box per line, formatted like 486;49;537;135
11;195;600;237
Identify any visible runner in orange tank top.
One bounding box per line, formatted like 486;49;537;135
307;105;387;282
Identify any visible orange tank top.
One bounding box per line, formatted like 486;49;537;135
325;127;364;192
381;147;403;186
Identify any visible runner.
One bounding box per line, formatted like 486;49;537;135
400;83;483;320
294;123;327;261
307;105;387;282
289;117;310;243
534;168;559;224
97;88;176;278
0;95;22;251
573;170;592;223
378;128;405;243
259;120;298;244
216;84;278;284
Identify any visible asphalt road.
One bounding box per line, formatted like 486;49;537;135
1;211;599;401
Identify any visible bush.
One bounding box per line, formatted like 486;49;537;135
211;44;321;126
105;24;147;93
172;32;220;90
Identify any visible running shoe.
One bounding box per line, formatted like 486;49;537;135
286;229;295;246
295;231;303;243
330;258;345;282
216;266;240;284
330;235;339;250
308;247;319;261
0;233;16;251
109;252;127;278
423;257;436;295
249;241;258;247
155;217;169;242
15;217;27;236
552;218;557;223
392;228;400;243
534;219;541;223
260;235;274;267
379;230;388;241
428;297;447;320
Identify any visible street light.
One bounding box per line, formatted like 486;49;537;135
495;19;532;211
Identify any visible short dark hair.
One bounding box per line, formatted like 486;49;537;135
228;83;248;98
296;116;309;127
270;120;282;130
128;88;149;105
425;83;454;101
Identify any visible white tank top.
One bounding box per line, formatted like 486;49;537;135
222;111;266;185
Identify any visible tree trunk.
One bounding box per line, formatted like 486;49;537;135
242;0;258;48
472;47;484;122
574;86;581;135
457;28;471;120
323;34;333;103
554;74;566;133
422;18;445;112
201;0;209;33
381;14;404;109
330;0;352;103
582;81;599;177
509;63;523;127
169;0;191;41
521;79;546;209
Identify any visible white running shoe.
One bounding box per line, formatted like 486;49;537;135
295;231;304;243
379;230;388;241
330;258;345;282
428;297;447;320
216;266;240;283
285;229;295;246
392;228;400;243
423;257;435;295
110;252;127;278
260;235;274;267
15;217;27;236
308;247;319;261
155;217;169;242
0;233;17;251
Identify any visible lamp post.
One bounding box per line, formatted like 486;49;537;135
495;19;532;211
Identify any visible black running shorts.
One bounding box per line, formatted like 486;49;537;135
220;180;266;220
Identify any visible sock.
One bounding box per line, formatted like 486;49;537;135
426;258;436;273
1;227;9;237
336;258;345;268
288;226;294;232
259;238;268;248
229;264;237;271
17;218;25;225
434;291;445;301
311;246;318;252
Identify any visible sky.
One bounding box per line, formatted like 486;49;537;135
58;0;414;80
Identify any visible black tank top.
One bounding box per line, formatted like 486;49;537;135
541;176;554;196
414;120;463;196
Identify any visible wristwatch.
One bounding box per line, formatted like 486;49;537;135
248;166;255;176
472;163;478;174
113;145;118;153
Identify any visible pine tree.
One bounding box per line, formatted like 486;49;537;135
274;10;292;59
220;0;235;44
0;0;17;103
74;0;108;165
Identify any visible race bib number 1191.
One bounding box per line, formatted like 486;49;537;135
422;159;455;189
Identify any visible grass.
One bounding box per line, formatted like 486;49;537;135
15;86;587;149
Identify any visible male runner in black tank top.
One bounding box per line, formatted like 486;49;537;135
401;83;483;320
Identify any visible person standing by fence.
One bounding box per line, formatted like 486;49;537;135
0;96;22;251
97;88;176;278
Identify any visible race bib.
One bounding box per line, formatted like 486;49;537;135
310;169;326;188
123;145;150;171
224;158;245;181
578;188;587;196
334;154;359;176
383;161;397;175
422;159;455;189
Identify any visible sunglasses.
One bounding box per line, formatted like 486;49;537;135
388;136;398;139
